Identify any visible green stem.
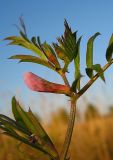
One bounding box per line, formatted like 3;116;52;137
61;73;70;87
60;96;77;160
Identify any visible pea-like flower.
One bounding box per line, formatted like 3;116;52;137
24;72;71;96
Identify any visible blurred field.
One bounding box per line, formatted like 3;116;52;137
0;104;113;160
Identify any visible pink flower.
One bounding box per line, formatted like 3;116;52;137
24;72;71;95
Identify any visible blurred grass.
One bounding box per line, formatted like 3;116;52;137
0;104;113;160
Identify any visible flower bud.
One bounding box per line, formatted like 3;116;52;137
24;72;71;95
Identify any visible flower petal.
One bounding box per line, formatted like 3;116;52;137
24;72;71;95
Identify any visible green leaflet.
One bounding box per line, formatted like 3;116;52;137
3;124;18;135
31;36;43;50
9;54;55;71
0;114;30;135
86;68;93;78
74;37;82;91
57;20;77;62
16;17;29;42
106;34;113;61
19;31;30;42
43;42;56;56
19;16;27;36
27;109;50;142
5;36;46;60
27;109;58;158
64;20;77;59
53;43;70;72
73;31;77;41
0;117;19;136
31;36;37;44
12;97;27;129
86;32;100;77
71;74;82;93
42;42;60;68
0;114;19;124
0;125;16;135
92;64;105;82
53;43;67;61
86;64;105;82
13;101;36;134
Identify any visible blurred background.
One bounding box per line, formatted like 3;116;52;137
1;0;113;159
1;103;113;160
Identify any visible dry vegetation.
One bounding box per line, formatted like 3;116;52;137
0;104;113;160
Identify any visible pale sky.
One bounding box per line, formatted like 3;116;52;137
1;0;113;117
